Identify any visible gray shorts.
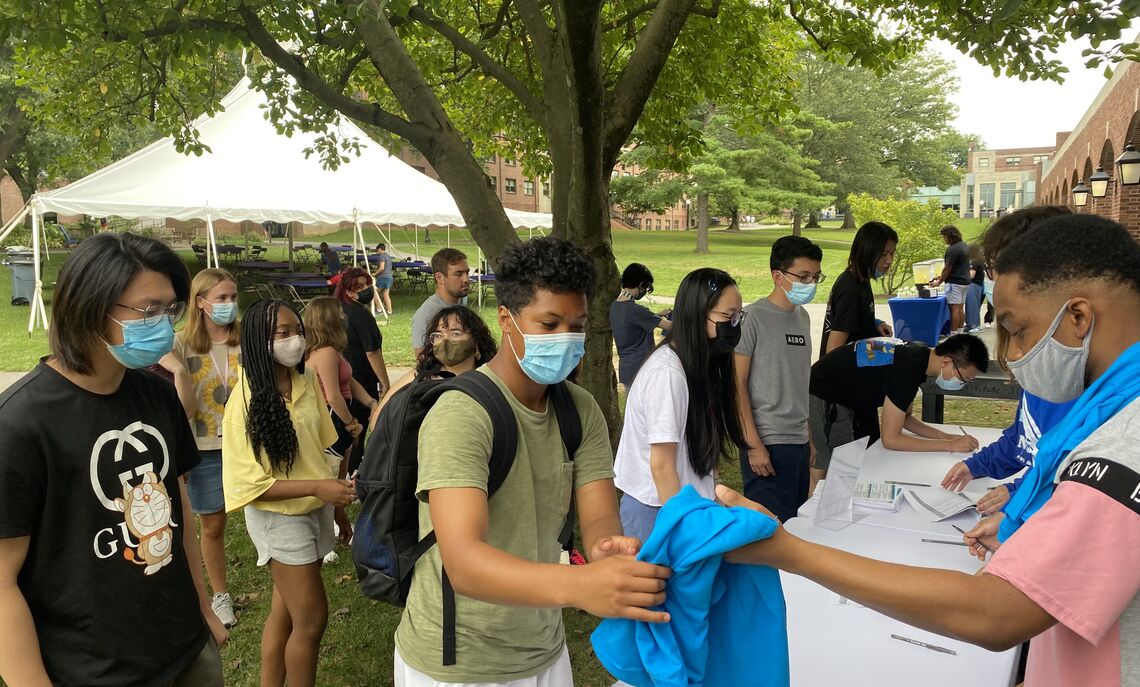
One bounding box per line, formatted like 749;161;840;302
167;639;223;687
807;395;856;472
945;283;969;305
244;504;334;566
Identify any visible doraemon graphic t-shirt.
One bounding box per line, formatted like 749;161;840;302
0;361;206;686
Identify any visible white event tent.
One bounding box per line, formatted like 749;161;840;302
0;78;552;332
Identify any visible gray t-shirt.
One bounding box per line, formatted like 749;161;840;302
609;299;662;386
944;240;971;285
410;293;452;350
734;297;812;444
376;252;394;278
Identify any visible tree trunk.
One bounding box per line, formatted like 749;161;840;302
725;207;740;232
805;210;821;229
695;192;710;253
792;209;802;237
840;206;856;230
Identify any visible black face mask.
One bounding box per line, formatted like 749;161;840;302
710;320;741;354
356;287;375;304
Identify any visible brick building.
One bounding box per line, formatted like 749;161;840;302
1037;55;1140;240
958;145;1054;218
396;147;551;214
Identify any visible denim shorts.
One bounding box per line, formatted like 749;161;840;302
186;450;224;515
375;275;393;289
619;493;661;545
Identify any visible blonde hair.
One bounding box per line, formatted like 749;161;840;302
180;268;239;354
303;297;347;354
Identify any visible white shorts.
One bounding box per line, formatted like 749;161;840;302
244;504;334;566
945;283;969;305
393;645;572;687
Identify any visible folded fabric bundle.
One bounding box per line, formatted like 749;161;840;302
592;486;789;687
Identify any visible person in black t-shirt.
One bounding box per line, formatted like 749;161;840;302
930;225;972;334
966;242;986;332
334;267;390;472
819;221;898;357
0;233;227;686
808;334;989;473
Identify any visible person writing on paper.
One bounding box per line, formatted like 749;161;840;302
941;206;1076;515
614;268;746;543
808;334;988;472
721;213;1140;687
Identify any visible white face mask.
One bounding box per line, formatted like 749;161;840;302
271;335;306;368
1007;301;1093;403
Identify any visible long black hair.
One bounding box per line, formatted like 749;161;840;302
659;268;745;477
416;305;498;373
847;221;898;281
240;299;302;474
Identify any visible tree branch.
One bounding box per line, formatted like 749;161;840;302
788;0;831;51
512;0;553;58
237;5;422;143
602;2;659;32
337;49;369;90
604;0;720;160
407;5;547;124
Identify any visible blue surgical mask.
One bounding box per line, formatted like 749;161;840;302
935;365;966;391
873;269;886;279
207;302;237;326
783;279;817;306
983;277;995;304
507;311;585;385
105;318;176;369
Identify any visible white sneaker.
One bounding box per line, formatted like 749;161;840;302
211;592;238;628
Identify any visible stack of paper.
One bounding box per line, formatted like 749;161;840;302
904;487;978;522
852;482;904;512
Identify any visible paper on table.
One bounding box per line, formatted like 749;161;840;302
829;593;866;608
814;437;869;531
904;487;977;522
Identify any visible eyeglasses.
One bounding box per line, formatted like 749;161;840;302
641;283;654;294
428;329;469;345
114;301;186;327
779;270;827;285
952;361;971;383
708;310;745;327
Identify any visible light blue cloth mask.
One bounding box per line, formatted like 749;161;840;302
507;311;585;385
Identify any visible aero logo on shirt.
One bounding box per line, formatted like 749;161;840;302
785;334;807;346
88;421;179;574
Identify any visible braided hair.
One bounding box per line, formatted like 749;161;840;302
240;299;301;474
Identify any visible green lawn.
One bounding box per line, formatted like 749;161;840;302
0;218;991;371
0;219;1014;686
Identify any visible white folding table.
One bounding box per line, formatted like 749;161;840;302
781;425;1021;687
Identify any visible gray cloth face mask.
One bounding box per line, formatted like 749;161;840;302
1007;301;1093;404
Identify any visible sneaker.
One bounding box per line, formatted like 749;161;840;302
211;592;238;628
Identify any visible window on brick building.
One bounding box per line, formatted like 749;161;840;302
1033;155;1049;164
978;158;990;168
524;180;534;196
543;183;550;197
656;219;662;230
1005;156;1021;165
490;176;497;189
505;158;516;166
506;178;517;194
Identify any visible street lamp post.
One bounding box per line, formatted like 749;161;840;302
1090;166;1111;198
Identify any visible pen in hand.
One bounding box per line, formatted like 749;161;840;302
952;524;993;554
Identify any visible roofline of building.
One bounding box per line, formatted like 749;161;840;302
1043;34;1140;185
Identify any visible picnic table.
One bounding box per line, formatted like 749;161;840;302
236;260;290;271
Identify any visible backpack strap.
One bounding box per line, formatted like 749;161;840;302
548;381;582;552
425;372;517;666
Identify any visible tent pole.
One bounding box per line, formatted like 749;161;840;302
0;204;30;245
29;203;47;333
287;222;295;271
477;245;483;309
353;210;363;268
414;226;419;261
447;224;451;247
206;207;219;268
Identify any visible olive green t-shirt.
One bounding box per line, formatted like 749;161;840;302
394;368;615;682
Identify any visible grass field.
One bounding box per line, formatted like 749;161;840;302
0;219;991;371
0;218;1010;686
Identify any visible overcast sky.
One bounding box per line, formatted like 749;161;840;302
930;35;1117;150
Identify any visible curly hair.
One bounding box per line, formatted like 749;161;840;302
494;236;598;311
979;205;1072;265
997;214;1140;296
416;305;498;372
333;267;371;304
239;299;302;474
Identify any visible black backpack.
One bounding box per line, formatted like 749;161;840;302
352;370;581;666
